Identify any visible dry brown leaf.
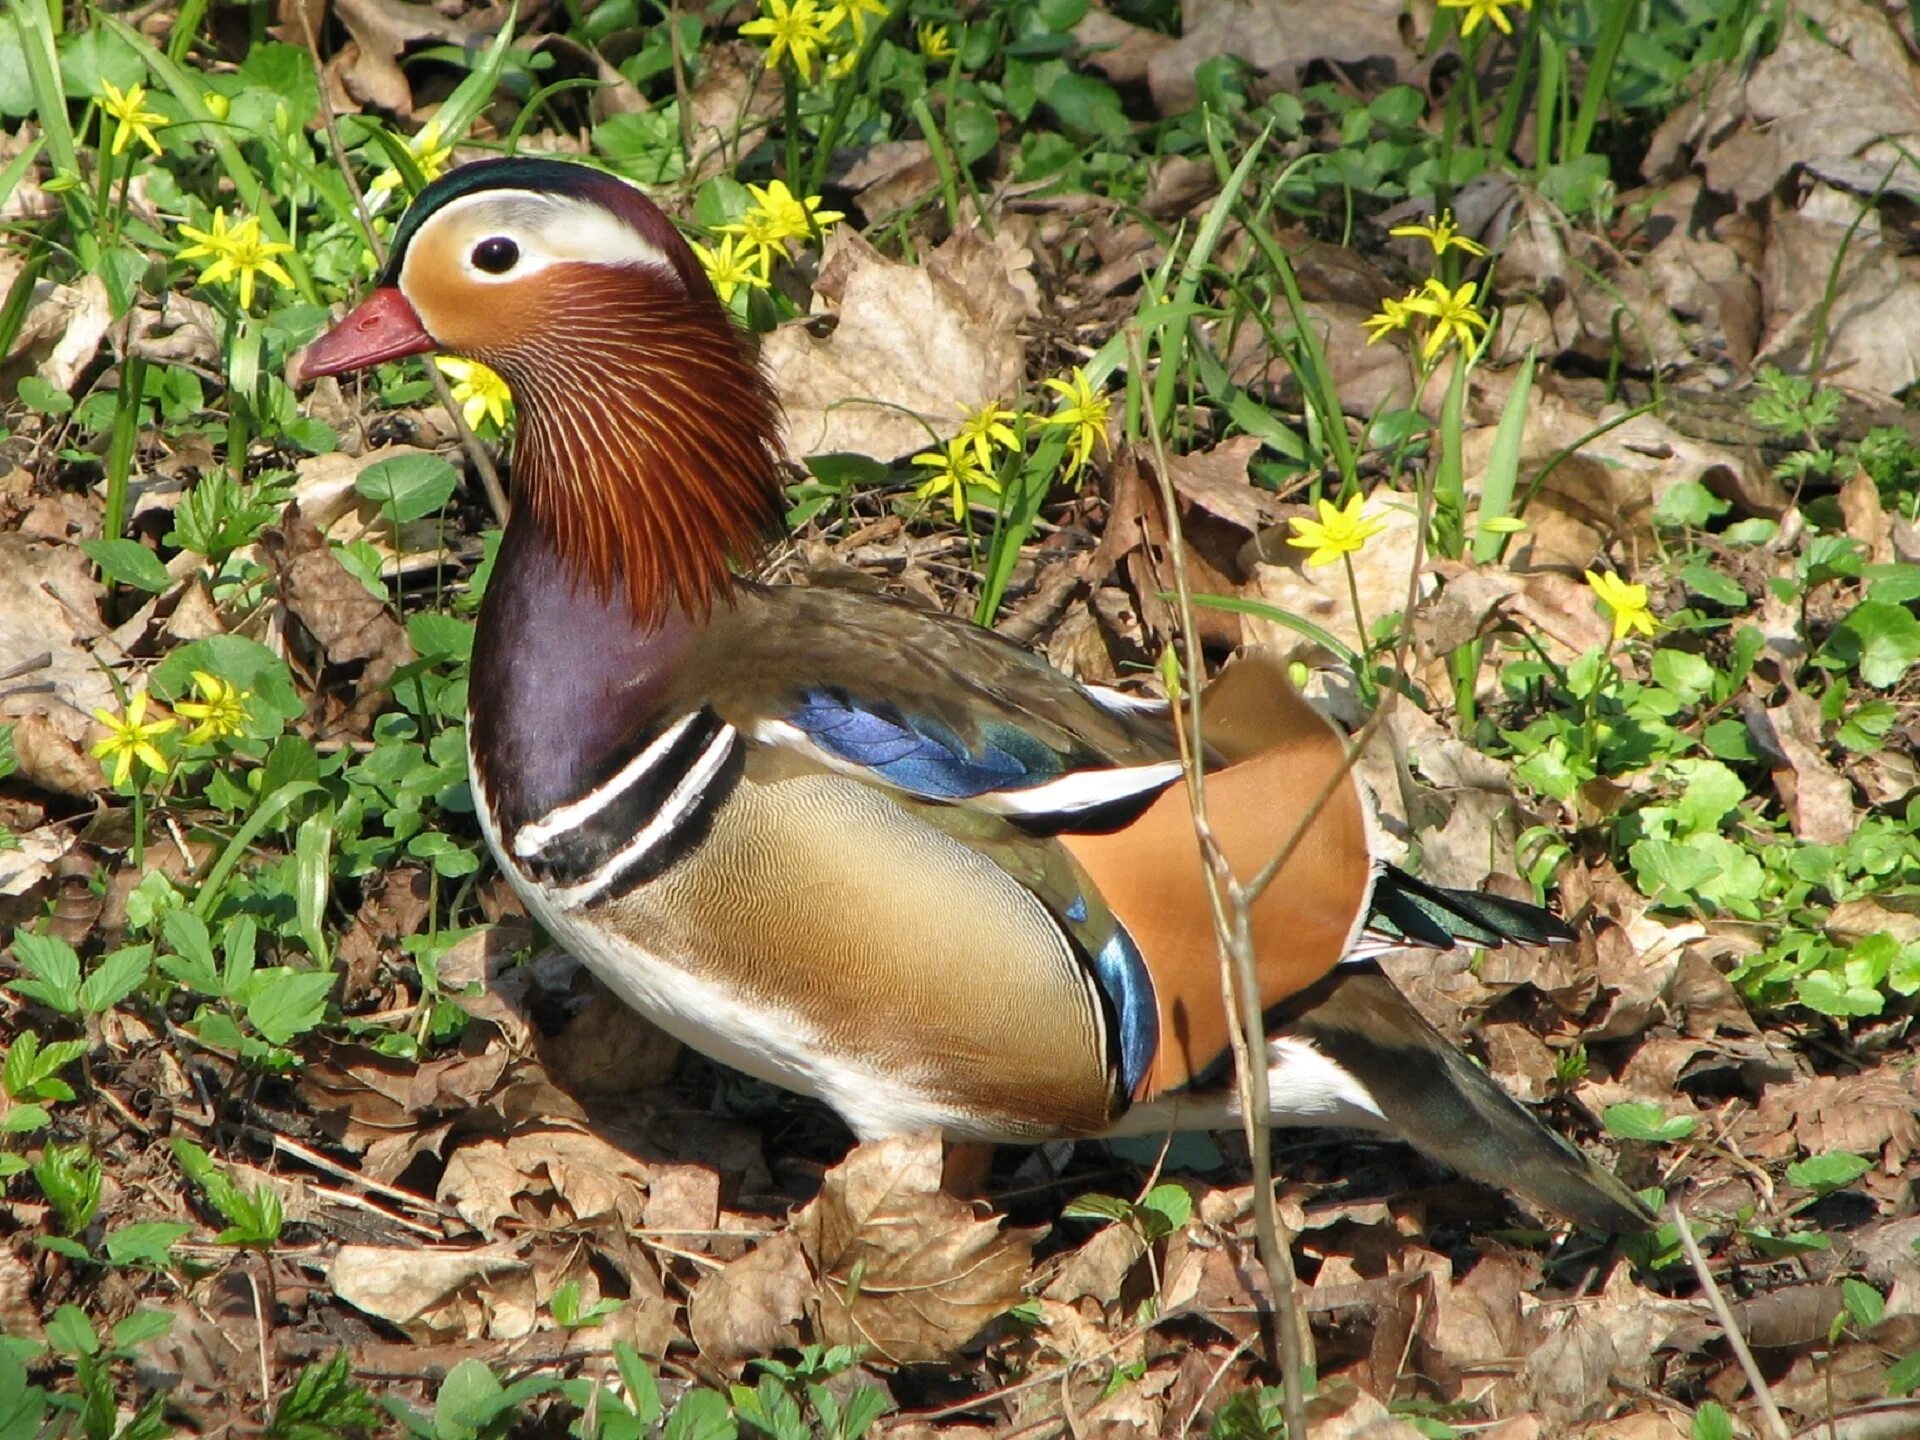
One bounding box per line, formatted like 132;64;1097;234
1758;691;1860;845
330;1241;529;1339
331;0;479;115
792;1134;1038;1364
1742;1071;1920;1166
262;502;412;698
763;228;1030;461
1144;0;1406;115
688;1228;811;1368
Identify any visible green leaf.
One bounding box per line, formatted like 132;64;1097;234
153;635;304;725
1690;1400;1733;1440
1889;1349;1920;1396
1650;649;1716;707
353;453;460;525
1138;1182;1193;1239
1678;560;1747;608
1602;1102;1696;1142
662;1388;737;1440
10;930;83;1015
80;538;173;593
1654;481;1730;529
244;969;336;1046
159;910;221;994
103;1222;192;1270
1795;968;1884;1018
110;1308;175;1349
406;612;475;663
1786;1151;1872;1194
1826;600;1920;688
1666;759;1744;837
44;1305;98;1357
79;944;151;1015
1842;1277;1885;1330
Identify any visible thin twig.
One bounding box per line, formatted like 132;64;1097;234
1671;1198;1792;1440
1130;329;1310;1440
245;1265;275;1412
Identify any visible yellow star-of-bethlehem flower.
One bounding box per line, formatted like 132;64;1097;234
1362;292;1416;344
99;78;166;158
1439;0;1533;37
918;23;957;60
1287;493;1387;568
1042;369;1111;481
91;689;175;786
956;400;1020;471
1585;569;1657;641
740;0;837;83
371;119;455;194
826;0;887;44
175;209;296;311
434;357;513;431
1388;209;1488;259
690;234;771;304
723;179;847;264
911;438;1001;523
1402;276;1491;360
173;670;252;745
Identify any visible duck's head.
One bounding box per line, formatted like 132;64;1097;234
297;157;785;625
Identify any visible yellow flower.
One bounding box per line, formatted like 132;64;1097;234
1585;569;1657;641
1402;276;1491;360
1287;493;1387;568
918;22;957;60
91;689;175;787
824;47;860;81
956;400;1020;471
99;78;166;158
370;119;454;194
826;0;887;44
1389;209;1488;259
720;179;846;265
1362;292;1416;344
434;356;513;431
690;234;771;304
1439;0;1533;37
740;0;837;83
173;670;252;746
176;209;295;311
1041;368;1111;481
911;438;1000;523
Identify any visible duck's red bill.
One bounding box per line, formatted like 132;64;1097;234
294;288;436;383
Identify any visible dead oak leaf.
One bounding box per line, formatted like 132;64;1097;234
763;228;1029;463
792;1134;1038;1364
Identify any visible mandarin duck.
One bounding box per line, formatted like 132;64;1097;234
295;157;1650;1233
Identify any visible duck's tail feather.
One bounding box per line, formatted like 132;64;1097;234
1284;965;1652;1233
1365;863;1577;951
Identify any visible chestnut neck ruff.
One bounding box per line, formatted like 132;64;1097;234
487;262;786;629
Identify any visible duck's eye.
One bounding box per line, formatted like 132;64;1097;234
471;237;520;274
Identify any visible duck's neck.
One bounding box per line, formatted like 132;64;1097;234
469;515;702;834
492;276;786;628
468;280;783;827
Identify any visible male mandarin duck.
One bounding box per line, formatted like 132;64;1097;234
295;157;1650;1233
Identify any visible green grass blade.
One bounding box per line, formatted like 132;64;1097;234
15;0;76;177
1473;347;1534;564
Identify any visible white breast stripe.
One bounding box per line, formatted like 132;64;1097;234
548;723;740;908
512;711;703;858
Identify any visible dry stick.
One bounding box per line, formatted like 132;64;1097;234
298;11;510;526
1130;331;1310;1438
1671;1199;1793;1440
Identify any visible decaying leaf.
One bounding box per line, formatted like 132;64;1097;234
791;1134;1038;1363
763;228;1031;462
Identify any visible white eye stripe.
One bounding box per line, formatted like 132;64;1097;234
399;186;674;290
